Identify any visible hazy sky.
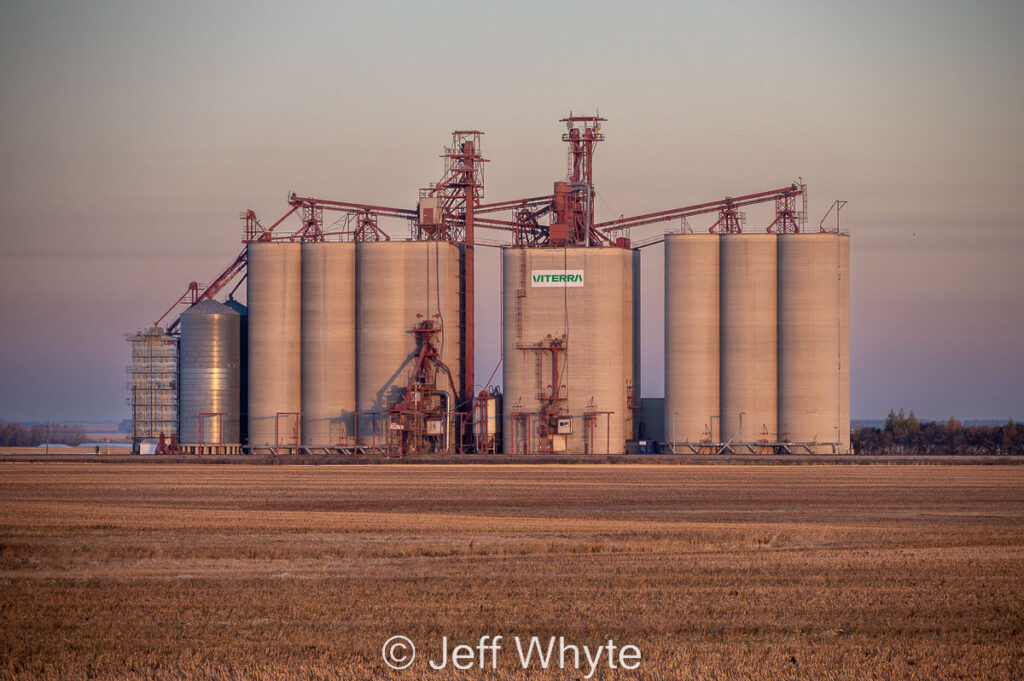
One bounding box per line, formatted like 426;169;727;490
1;0;1022;422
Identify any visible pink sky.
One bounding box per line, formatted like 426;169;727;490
1;1;1022;422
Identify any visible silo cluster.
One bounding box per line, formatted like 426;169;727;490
664;232;850;453
502;245;639;455
243;239;460;451
170;231;848;455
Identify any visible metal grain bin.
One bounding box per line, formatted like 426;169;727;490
223;299;248;444
178;299;241;445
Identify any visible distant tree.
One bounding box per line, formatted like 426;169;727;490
881;408;920;452
883;409;898;434
1003;420;1019;454
946;417;966;454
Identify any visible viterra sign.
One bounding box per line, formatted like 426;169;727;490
531;270;585;287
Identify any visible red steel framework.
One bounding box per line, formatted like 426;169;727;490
386;318;461;456
148;114;845;455
819;199;848;233
513;334;568;455
417;131;487;419
561;114;607;244
596;183;808;238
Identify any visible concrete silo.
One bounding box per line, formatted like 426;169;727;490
664;234;720;450
502;245;636;455
777;233;841;451
246;241;302;450
177;299;241;452
301;242;356;448
628;249;641;442
839;234;851;453
355;240;461;447
720;233;777;450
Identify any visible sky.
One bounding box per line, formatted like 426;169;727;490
0;0;1022;423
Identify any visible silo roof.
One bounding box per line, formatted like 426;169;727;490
182;299;239;315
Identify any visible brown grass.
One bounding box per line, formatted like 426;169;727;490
1;463;1022;680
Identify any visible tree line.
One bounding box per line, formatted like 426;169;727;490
852;409;1023;455
0;422;88;447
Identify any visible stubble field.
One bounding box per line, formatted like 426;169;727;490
0;463;1021;680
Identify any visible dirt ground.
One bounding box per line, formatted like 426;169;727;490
1;463;1021;680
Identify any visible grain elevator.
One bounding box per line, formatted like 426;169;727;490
127;116;850;457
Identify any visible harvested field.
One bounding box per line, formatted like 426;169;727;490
1;463;1021;680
